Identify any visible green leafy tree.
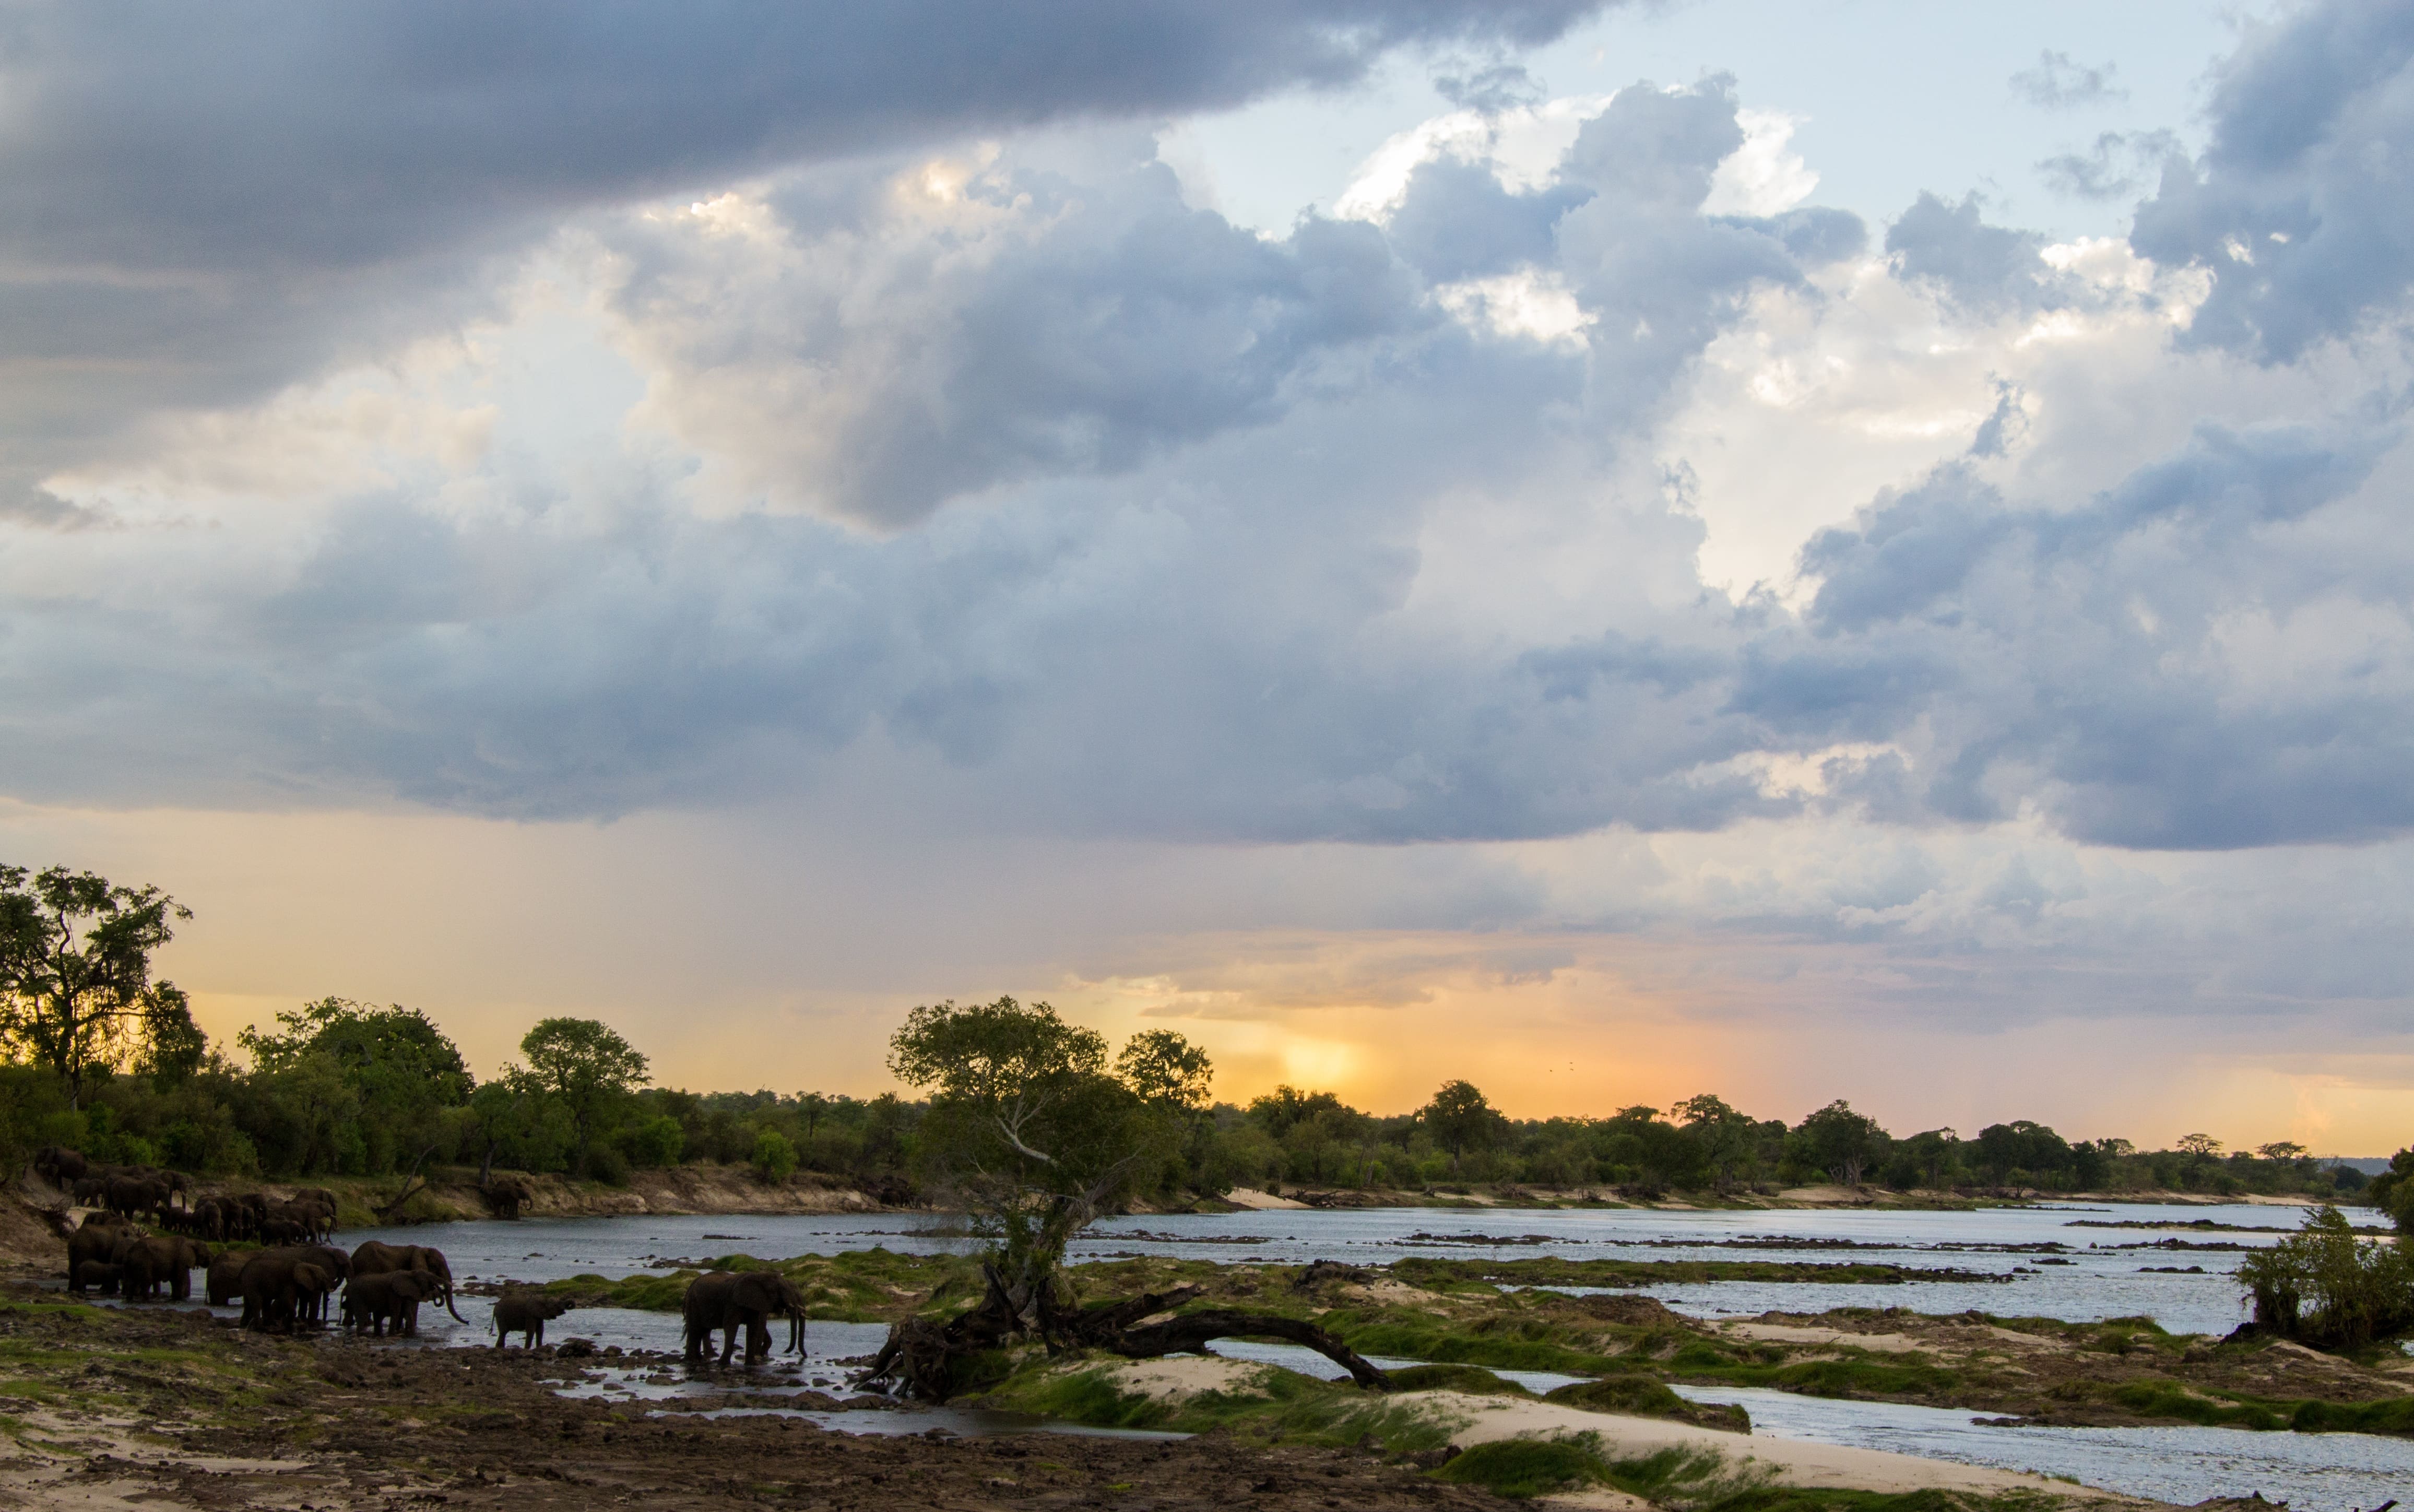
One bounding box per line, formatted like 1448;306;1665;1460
751;1128;798;1182
239;998;472;1172
1675;1093;1759;1189
1419;1079;1504;1176
0;866;200;1108
517;1018;649;1173
890;997;1173;1326
1792;1100;1888;1187
466;1069;562;1180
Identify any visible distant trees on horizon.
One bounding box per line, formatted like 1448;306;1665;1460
0;865;2382;1207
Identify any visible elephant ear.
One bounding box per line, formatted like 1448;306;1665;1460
735;1272;782;1310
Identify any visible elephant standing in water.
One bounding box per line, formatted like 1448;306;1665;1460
681;1270;807;1365
349;1241;466;1323
492;1290;573;1348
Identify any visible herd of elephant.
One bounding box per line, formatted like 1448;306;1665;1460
36;1144;335;1244
39;1144;811;1364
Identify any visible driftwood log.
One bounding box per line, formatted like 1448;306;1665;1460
856;1265;1392;1401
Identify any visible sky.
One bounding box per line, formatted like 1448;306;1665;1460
5;0;2414;1152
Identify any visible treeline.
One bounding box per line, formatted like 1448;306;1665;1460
0;1002;2368;1206
0;998;927;1189
0;867;2377;1200
1200;1084;2368;1200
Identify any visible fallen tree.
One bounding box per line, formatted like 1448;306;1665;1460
857;1266;1391;1400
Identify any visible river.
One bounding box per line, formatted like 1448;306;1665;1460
307;1200;2413;1509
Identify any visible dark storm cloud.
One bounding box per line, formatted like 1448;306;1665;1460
2131;0;2414;361
0;0;1614;482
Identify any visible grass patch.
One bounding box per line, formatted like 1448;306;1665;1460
2100;1380;2282;1430
1384;1363;1532;1396
1434;1436;1614;1498
1338;1319;1624;1376
984;1359;1458;1454
1545;1375;1752;1433
2287;1396;2414;1434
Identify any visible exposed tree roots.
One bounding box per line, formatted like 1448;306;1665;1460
856;1262;1392;1401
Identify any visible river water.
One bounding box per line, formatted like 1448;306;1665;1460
303;1200;2412;1509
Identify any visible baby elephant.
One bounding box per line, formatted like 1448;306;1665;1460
341;1270;442;1338
72;1260;122;1296
490;1290;574;1349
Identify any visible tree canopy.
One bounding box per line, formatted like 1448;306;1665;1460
890;997;1207;1321
0;866;198;1107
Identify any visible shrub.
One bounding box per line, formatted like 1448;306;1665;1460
752;1129;798;1183
2235;1204;2414;1348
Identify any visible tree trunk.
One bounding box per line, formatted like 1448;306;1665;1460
856;1272;1392;1401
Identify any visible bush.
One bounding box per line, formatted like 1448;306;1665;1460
622;1115;684;1167
582;1143;631;1186
2236;1204;2414;1348
751;1129;798;1183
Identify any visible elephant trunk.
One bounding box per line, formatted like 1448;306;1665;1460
445;1281;467;1324
788;1308;804;1356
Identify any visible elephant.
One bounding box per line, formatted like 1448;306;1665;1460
342;1271;443;1337
236;1248;342;1332
104;1175;169;1220
681;1270;807;1365
120;1236;211;1301
185;1198;228;1242
72;1260;122;1295
491;1291;572;1348
480;1175;533;1220
64;1214;139;1290
277;1198;335;1242
32;1145;87;1188
205;1250;249;1306
349;1242;465;1323
70;1175;110;1206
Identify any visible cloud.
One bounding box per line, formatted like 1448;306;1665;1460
0;1;1618;485
2131;0;2414;361
2038;129;2182;202
2009;51;2127;110
1885;192;2051;313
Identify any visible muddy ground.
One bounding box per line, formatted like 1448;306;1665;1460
0;1283;1507;1512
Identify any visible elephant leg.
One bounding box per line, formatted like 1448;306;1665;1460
531;1321;543;1349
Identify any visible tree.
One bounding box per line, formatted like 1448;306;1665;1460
2235;1204;2414;1349
2257;1141;2309;1163
1793;1100;1888;1188
1674;1093;1758;1190
518;1018;649;1171
0;866;200;1108
2176;1132;2223;1157
239;998;472;1173
890;997;1168;1325
867;997;1383;1402
1115;1029;1213;1111
1420;1079;1504;1176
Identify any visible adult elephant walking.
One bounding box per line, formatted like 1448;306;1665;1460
349;1242;466;1323
682;1270;807;1365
